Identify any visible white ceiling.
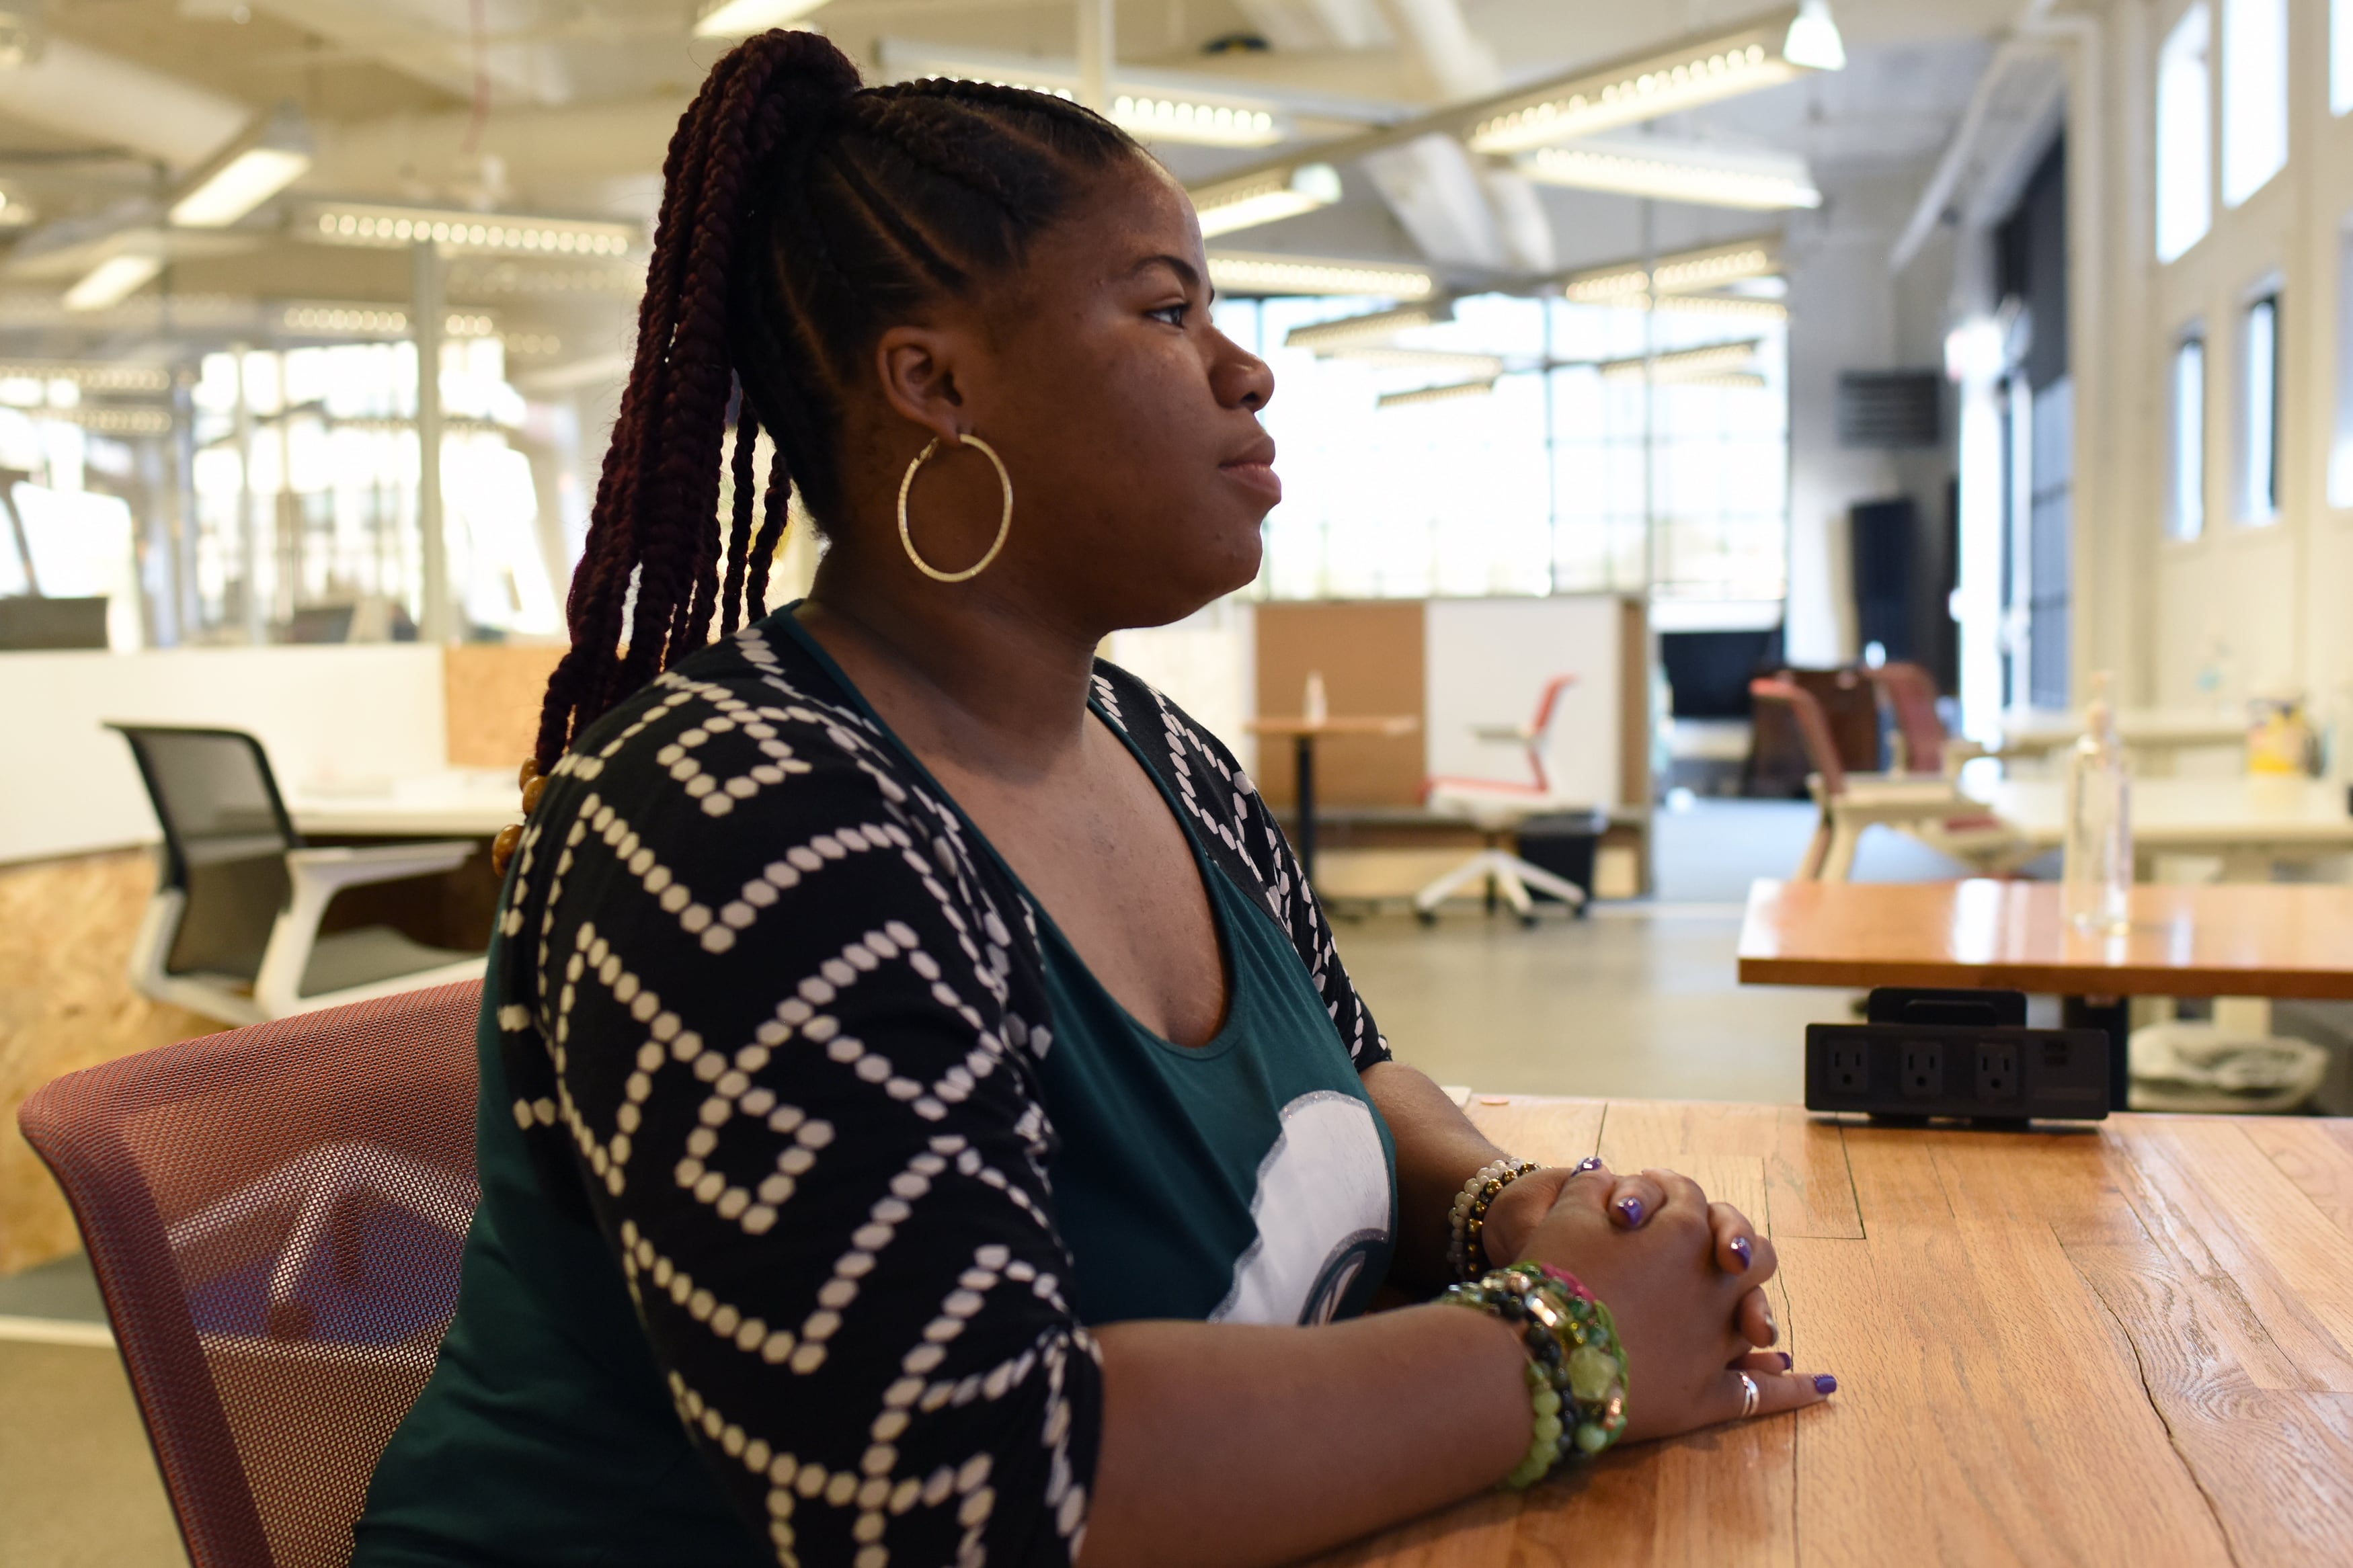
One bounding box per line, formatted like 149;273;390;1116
0;0;2036;359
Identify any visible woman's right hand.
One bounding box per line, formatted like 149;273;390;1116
1512;1163;1834;1443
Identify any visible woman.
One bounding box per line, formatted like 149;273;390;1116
355;30;1833;1568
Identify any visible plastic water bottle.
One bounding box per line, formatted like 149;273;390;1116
2063;674;2132;936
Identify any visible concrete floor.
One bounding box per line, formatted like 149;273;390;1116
0;799;1919;1566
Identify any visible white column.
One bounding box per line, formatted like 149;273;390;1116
1076;0;1113;113
413;240;452;644
233;341;262;645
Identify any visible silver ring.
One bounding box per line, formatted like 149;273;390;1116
1737;1372;1759;1418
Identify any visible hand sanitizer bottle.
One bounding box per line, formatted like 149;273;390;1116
2063;673;2132;936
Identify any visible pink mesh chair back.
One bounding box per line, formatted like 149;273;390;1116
17;981;483;1568
1870;661;1948;774
1749;676;1848;798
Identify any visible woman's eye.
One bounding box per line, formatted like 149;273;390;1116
1147;302;1190;328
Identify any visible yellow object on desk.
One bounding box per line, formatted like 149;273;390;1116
1317;1094;2353;1566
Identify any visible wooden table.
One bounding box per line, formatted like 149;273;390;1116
284;769;521;838
1737;878;2353;1109
1968;775;2353;880
1321;1094;2353;1567
1245;715;1419;889
1993;706;2247;762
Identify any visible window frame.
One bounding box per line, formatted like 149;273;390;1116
2221;0;2289;208
2157;3;2216;263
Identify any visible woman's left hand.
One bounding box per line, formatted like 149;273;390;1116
1481;1159;1777;1348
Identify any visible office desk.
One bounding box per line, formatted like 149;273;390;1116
1322;1094;2353;1567
1245;715;1419;889
1970;775;2353;880
1993;706;2246;763
284;769;520;839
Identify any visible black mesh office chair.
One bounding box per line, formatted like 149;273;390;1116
108;725;486;1026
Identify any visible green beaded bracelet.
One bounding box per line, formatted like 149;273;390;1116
1442;1262;1631;1488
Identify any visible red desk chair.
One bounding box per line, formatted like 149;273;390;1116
1749;676;2024;881
17;981;483;1568
1414;674;1591;924
1866;661;1983;777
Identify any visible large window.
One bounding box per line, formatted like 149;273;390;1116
2242;293;2280;522
2173;333;2206;538
1213;292;1789;606
2223;0;2288;205
2157;5;2214;261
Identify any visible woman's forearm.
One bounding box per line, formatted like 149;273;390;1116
1078;1303;1529;1568
1362;1061;1517;1292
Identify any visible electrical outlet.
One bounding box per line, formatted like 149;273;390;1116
1900;1042;1944;1099
1976;1041;2021;1104
1826;1044;1870;1098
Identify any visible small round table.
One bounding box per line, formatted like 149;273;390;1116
1244;714;1419;891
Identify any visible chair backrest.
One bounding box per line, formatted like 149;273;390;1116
109;725;301;983
1749;676;1848;798
1870;661;1947;774
1520;675;1579;793
17;981;483;1568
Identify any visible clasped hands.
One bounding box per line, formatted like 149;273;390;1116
1478;1159;1834;1442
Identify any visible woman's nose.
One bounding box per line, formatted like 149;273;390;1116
1210;338;1275;413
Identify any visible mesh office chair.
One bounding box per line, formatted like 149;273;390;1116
109;725;485;1026
1413;675;1590;925
17;981;483;1568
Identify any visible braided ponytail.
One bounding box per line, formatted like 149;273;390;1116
528;34;1135;775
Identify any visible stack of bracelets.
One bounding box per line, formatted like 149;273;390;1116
1442;1263;1631;1487
1446;1157;1537;1281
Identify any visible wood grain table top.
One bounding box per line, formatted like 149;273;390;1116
1736;878;2353;999
1245;715;1421;739
1319;1094;2353;1567
1966;776;2353;850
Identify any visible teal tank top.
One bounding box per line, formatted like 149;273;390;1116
354;662;1396;1565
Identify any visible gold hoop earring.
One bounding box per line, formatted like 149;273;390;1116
897;434;1012;583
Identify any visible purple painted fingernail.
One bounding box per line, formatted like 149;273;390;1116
1729;1235;1753;1270
1814;1374;1838;1395
1615;1196;1644;1226
1573;1156;1604;1173
1778;1352;1794;1370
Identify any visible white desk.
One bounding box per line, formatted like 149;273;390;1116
1968;775;2353;879
284;769;520;839
1992;707;2245;763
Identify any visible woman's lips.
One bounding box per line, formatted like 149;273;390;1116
1220;460;1281;504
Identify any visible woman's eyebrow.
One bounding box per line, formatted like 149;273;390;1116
1129;253;1205;295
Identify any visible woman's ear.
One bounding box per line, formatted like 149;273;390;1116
875;325;969;446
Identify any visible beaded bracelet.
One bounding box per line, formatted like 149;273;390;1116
1447;1159;1538;1281
1442;1262;1630;1489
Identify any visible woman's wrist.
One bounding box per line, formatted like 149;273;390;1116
1477;1165;1572;1268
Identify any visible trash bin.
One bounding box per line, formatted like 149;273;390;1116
1515;811;1607;907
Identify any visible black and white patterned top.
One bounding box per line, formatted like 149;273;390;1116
492;614;1392;1567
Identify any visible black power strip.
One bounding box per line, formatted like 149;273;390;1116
1804;1020;2112;1123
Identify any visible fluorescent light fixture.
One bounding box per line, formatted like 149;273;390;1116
1114;95;1281;147
1326;347;1507;376
1650;292;1790;321
694;0;827;38
1191;163;1341;237
1560;239;1781;302
50;405;174;435
1465;7;1843;155
298;202;637;258
1597;339;1763;382
1283;300;1452;352
282;303;410;337
1207;251;1435;298
1521;139;1819;210
169;104;313;229
64;253;162;313
1377;378;1497;409
0;360;169;392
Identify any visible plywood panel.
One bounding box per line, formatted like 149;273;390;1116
1253;602;1425;809
0;850;225;1275
444;642;567;770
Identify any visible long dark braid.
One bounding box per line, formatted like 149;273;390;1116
529;33;1135;776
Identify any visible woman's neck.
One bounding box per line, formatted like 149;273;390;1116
795;554;1102;776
